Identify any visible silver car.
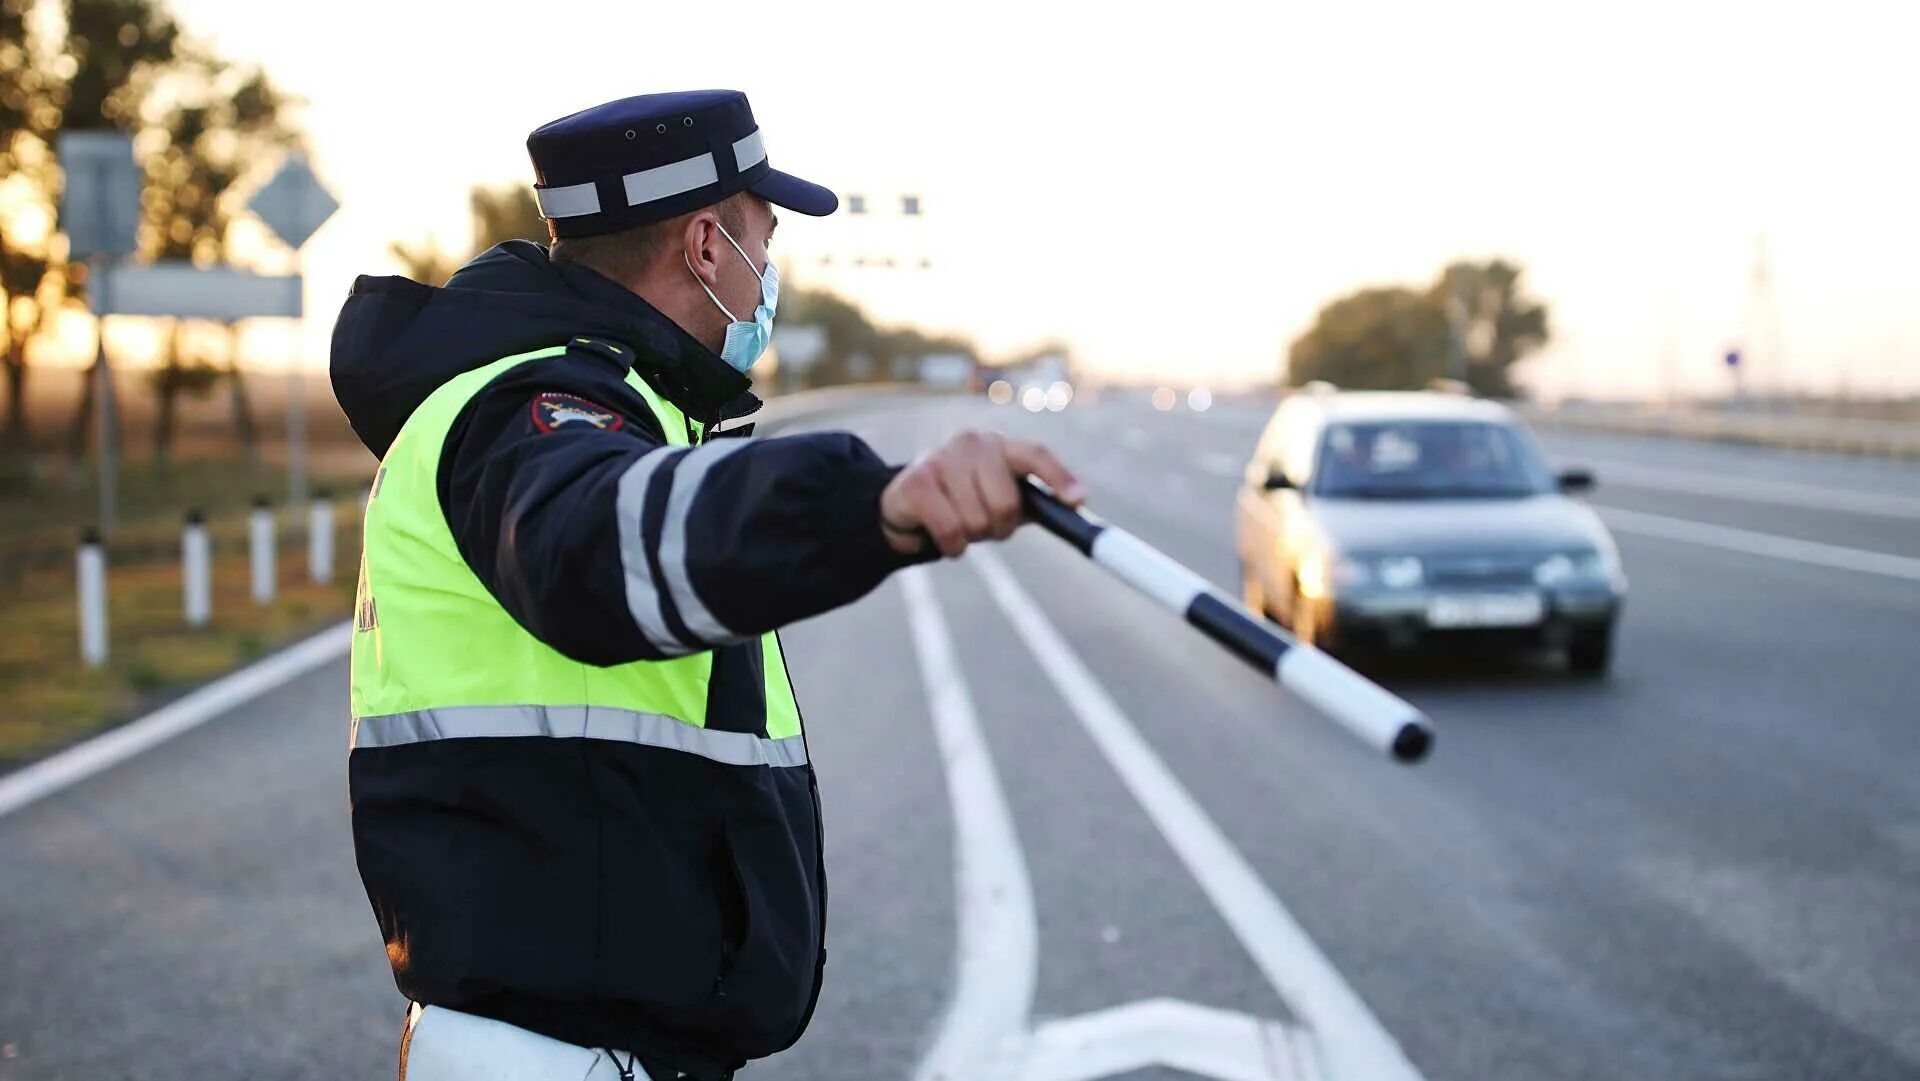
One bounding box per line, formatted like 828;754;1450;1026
1235;389;1626;675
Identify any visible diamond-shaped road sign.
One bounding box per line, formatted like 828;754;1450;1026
247;153;339;251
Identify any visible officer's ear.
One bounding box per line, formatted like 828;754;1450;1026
681;210;726;285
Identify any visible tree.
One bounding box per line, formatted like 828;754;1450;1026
1286;259;1549;397
137;52;303;466
391;183;545;286
0;0;179;454
1287;286;1450;391
1432;259;1549;399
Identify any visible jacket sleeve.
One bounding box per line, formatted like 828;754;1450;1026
439;356;930;666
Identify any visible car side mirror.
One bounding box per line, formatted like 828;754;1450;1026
1558;468;1595;494
1263;465;1295;491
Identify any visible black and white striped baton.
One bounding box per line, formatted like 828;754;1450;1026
1019;479;1435;764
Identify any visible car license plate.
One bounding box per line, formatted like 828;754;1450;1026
1426;592;1544;628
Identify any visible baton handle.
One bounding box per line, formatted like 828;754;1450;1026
1019;478;1434;764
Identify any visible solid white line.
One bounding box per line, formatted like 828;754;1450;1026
902;569;1037;1081
0;621;352;820
1599;507;1920;582
971;547;1426;1081
1580;459;1920;520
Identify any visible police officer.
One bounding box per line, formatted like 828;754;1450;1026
330;90;1081;1080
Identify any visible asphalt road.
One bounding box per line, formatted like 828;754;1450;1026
3;391;1917;1081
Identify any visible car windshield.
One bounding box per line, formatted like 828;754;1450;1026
1312;419;1554;499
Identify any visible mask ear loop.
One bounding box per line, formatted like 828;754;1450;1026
714;221;766;278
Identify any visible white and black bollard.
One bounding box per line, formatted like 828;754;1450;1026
77;529;108;667
308;490;334;585
1018;480;1434;763
182;508;211;627
249;496;276;605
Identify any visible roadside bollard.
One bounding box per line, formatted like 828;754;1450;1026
77;528;108;667
309;490;334;585
183;508;211;627
249;496;275;605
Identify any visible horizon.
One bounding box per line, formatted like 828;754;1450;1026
23;0;1920;400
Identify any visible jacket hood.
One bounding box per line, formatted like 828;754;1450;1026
330;240;754;457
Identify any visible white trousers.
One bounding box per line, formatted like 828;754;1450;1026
401;1003;646;1081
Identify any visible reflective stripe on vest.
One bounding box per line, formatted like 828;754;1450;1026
349;344;804;752
352;705;808;767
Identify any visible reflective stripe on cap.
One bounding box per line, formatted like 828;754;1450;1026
534;181;602;219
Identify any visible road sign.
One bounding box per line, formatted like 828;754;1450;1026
102;263;303;320
1725;349;1742;368
247;153;339;251
58;132;141;259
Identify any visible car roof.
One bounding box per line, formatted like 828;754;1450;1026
1284;390;1516;424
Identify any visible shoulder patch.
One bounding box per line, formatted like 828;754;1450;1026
531;392;624;434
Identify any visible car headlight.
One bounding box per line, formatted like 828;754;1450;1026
1299;555;1371;598
1377;555;1424;590
1536;550;1612;586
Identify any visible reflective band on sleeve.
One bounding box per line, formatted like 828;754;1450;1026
615;445;695;652
733;129;766;172
352;705;809;767
657;440;750;644
535;181;602;219
624;153;719;207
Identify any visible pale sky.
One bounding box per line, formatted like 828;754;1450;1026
162;0;1920;398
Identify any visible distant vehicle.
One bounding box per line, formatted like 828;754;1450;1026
1234;390;1625;675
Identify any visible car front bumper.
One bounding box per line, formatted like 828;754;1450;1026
1310;585;1622;652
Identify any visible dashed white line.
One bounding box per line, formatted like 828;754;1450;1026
971;546;1425;1081
1600;507;1920;582
0;622;351;820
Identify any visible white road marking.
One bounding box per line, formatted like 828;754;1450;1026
1578;459;1920;520
1599;507;1920;582
902;569;1037;1081
0;622;352;820
907;564;1313;1081
1197;451;1244;478
1021;999;1318;1081
972;547;1426;1081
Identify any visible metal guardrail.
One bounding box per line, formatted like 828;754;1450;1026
1518;404;1920;459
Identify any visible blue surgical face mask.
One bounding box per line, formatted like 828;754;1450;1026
687;223;778;372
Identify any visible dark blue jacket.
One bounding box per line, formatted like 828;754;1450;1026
330;240;923;1074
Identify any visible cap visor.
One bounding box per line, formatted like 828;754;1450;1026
751;169;839;216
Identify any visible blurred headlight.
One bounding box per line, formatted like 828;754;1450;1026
1377;555;1424;590
1300;554;1370;598
1536;551;1611;586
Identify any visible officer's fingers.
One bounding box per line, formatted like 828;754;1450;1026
970;448;1022;539
907;464;967;557
935;452;993;541
1003;440;1086;507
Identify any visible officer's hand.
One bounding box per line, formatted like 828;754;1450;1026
879;430;1085;558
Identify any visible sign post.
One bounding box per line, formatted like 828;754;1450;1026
58;132;140;534
245;153;339;507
